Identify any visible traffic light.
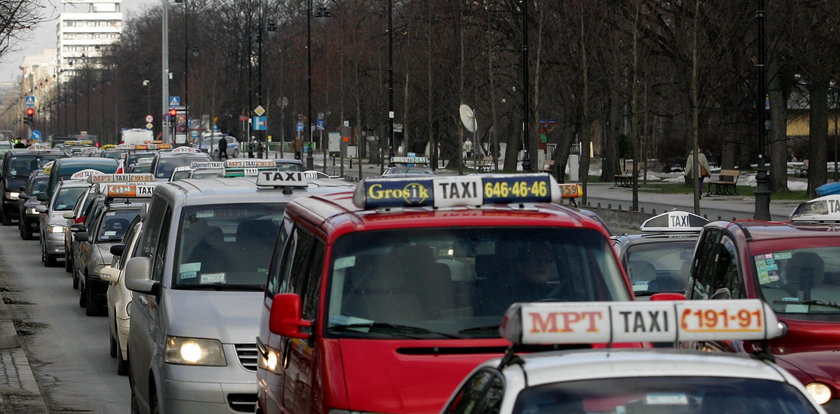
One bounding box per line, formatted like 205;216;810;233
24;108;34;125
169;108;177;118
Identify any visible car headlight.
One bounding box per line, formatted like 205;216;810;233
26;207;38;215
4;192;19;200
164;336;226;366
806;382;832;405
258;344;283;374
48;225;66;233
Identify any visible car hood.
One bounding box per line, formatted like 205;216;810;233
338;339;504;413
163;289;261;343
47;210;68;226
774;348;840;388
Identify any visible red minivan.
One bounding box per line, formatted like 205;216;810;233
256;174;636;413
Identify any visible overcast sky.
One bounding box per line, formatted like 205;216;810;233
0;0;159;82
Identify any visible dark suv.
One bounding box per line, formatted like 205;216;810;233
0;149;64;224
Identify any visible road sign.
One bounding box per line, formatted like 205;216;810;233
145;114;153;123
254;105;266;116
146;123;154;129
30;130;42;141
253;116;267;131
24;96;35;107
239;114;249;122
296;121;304;132
169;96;181;107
317;119;325;131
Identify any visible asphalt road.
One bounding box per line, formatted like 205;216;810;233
0;223;129;413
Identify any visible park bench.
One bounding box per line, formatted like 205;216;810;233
706;169;741;195
476;156;494;173
614;173;633;188
541;160;555;174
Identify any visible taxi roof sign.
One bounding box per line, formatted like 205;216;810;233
640;211;710;232
791;195;840;221
70;169;106;180
256;171;308;188
190;161;224;170
26;144;51;151
104;183;157;198
353;174;578;209
171;146;199;153
225;159;275;169
88;173;155;184
391;156;429;165
500;299;781;345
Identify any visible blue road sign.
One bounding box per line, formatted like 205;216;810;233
30;130;42;141
317;119;325;131
169;96;181;107
253;116;267;131
24;96;36;107
296;121;304;132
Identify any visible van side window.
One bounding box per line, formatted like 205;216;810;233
688;229;720;300
265;217;294;297
275;228;299;295
140;195;167;260
279;228;324;321
151;207;172;283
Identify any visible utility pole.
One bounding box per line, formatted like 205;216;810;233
521;0;531;172
161;0;171;143
754;0;770;220
387;0;395;165
306;0;314;170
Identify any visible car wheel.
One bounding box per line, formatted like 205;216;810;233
1;207;11;226
233;149;240;158
150;385;160;414
110;329;117;358
72;267;79;289
79;281;86;308
117;347;129;376
65;252;73;273
84;277;97;316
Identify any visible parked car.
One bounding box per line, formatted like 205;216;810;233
37;177;92;266
17;171;49;240
193;135;240;159
0;149;65;224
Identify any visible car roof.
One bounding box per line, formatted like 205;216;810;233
153;177;349;207
288;191;611;238
155;151;210;159
55;157;117;166
714;220;840;241
499;349;791;386
56;179;93;189
6;150;65;156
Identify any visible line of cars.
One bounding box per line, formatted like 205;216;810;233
6;144;838;414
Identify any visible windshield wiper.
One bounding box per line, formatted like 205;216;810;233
458;325;500;335
330;322;461;339
773;299;840;311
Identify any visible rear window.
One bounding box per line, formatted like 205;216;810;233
326;227;628;339
6;155;63;178
96;209;140;242
154;155;211;178
58;162;118;179
53;187;86;211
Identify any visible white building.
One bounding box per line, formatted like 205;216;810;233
57;0;122;83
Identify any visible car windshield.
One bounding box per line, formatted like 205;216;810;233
511;376;818;414
626;240;696;296
154;155;210;178
383;166;434;176
97;209;140;242
276;162;303;172
127;153;155;166
53;187;86;211
170;170;192;181
129;162;152;173
7;155;63;178
326;227;628;339
173;203;285;290
190;170;223;179
755;246;840;316
30;177;48;196
101;151;122;160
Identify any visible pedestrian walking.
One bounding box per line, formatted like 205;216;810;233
685;145;710;196
218;135;228;160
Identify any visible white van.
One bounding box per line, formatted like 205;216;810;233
121;129;154;146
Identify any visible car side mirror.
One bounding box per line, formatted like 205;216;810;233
36;193;47;202
63;211;75;220
110;244;125;257
70;224;85;232
125;257;157;295
34;205;47;213
100;266;121;283
74;232;89;242
269;293;312;339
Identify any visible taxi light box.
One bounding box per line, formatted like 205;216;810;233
105;184;157;198
256;171;308;188
500;299;781;345
353;174;578;209
89;173;155;184
70;169;107;180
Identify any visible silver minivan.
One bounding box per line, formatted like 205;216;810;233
124;174;351;413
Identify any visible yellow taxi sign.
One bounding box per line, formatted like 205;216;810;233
500;299;781;345
353;173;564;209
190;161;224;170
70;169;107;180
172;146;199;153
225;159;275;168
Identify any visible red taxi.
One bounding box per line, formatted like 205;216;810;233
255;173;636;413
684;203;840;411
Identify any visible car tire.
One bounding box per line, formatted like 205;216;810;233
1;207;11;226
233;149;239;158
65;252;73;273
110;329;117;358
117;347;129;376
72;268;79;289
79;282;86;308
45;254;56;267
84;277;97;316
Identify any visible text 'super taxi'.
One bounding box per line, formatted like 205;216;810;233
442;300;826;414
256;173;636;414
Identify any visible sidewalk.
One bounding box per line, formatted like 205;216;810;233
0;293;48;413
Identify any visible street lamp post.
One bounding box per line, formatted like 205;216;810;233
754;0;770;220
520;0;531;172
143;80;151;116
306;0;314;170
387;0;395;166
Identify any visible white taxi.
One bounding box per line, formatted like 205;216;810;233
442;300;826;414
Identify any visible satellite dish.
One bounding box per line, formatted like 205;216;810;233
459;104;477;133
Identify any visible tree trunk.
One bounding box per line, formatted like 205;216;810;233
808;80;828;196
767;60;789;192
578;3;591;205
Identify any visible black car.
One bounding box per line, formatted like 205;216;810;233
0;149;65;225
17;171;48;240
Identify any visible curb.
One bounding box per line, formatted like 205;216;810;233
0;293;49;413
